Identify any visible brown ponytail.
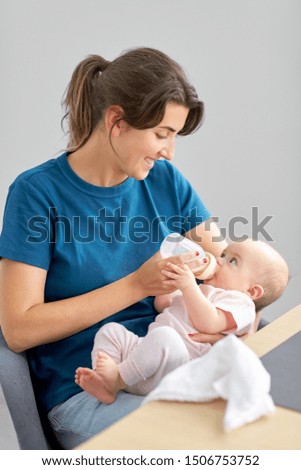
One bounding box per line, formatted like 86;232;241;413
62;48;204;152
61;55;110;151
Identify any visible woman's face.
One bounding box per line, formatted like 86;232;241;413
110;102;189;180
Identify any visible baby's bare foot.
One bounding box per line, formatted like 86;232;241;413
75;353;124;404
75;366;115;404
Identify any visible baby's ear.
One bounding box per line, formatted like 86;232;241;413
247;284;264;301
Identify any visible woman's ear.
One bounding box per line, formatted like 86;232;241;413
247;284;264;301
104;105;126;136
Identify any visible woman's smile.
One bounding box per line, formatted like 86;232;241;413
144;157;156;169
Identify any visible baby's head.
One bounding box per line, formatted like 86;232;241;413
204;239;289;312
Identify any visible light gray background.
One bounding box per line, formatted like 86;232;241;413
0;0;300;449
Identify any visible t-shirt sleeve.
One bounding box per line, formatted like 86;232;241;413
171;164;212;232
203;286;256;336
0;178;53;270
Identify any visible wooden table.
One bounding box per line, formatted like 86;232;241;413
78;304;301;450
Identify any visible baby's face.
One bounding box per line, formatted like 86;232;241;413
204;240;262;294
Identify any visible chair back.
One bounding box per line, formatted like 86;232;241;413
0;328;50;449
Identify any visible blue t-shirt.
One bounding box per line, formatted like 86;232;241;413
0;153;211;413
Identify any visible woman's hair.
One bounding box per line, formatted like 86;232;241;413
62;47;204;152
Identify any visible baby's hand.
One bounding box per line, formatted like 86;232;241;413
161;262;195;291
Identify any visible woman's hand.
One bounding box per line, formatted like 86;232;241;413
189;332;225;345
189;319;260;345
134;250;201;297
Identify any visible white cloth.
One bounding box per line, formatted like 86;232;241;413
149;285;256;359
143;334;275;431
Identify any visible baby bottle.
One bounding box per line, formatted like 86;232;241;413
160;232;205;258
160;232;217;280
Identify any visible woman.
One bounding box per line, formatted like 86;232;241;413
0;47;227;448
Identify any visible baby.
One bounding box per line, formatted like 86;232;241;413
75;239;289;403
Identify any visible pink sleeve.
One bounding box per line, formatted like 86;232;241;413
200;285;256;335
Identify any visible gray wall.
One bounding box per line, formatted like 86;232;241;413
0;0;300;324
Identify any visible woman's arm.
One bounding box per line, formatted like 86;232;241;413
185;219;227;257
0;259;144;352
0;250;199;352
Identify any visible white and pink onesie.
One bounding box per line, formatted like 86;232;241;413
92;284;256;396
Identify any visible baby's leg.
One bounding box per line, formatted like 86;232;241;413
76;326;190;401
76;323;140;403
119;326;190;396
92;322;140;368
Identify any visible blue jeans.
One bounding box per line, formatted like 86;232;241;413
48;391;144;449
